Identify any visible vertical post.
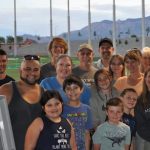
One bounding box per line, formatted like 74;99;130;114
14;0;17;56
88;0;91;45
50;0;53;40
67;0;71;56
112;0;116;54
141;0;145;49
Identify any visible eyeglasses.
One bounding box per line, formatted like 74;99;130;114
24;55;40;61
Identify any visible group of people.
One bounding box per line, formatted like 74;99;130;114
0;36;150;150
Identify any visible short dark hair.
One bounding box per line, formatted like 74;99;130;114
120;88;137;97
0;49;7;56
40;90;63;107
99;38;113;48
106;97;123;111
63;74;83;91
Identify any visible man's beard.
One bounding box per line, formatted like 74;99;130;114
20;76;39;85
102;51;111;59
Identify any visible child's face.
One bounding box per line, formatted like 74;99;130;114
43;98;62;120
110;57;124;75
121;91;137;110
145;71;150;90
97;73;111;90
106;105;123;125
65;84;83;101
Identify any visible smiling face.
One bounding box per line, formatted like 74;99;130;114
110;56;124;77
64;83;83;101
50;41;66;62
43;98;63;121
77;48;94;65
97;73;111;91
99;42;114;60
20;60;40;85
106;105;123;125
0;55;7;74
121;91;137;110
125;58;140;73
56;56;72;80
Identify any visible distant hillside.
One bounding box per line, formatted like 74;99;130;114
21;16;150;42
60;16;150;41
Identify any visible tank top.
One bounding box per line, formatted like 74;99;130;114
9;81;43;150
35;115;72;150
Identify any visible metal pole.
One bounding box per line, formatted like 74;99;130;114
112;0;116;53
14;0;17;56
67;0;71;56
88;0;91;45
141;0;145;49
50;0;53;40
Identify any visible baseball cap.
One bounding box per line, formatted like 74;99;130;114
78;43;93;52
99;38;113;47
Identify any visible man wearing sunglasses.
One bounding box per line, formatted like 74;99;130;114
0;49;15;86
0;55;43;150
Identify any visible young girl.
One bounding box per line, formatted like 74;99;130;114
90;69;119;128
120;88;138;150
135;68;150;150
109;54;125;85
24;90;77;150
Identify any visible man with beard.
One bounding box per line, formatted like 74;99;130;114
0;55;44;150
0;49;15;86
95;38;114;70
73;43;97;87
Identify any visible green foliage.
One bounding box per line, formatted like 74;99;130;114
7;36;14;44
130;34;137;38
124;40;128;45
0;36;5;43
17;36;23;44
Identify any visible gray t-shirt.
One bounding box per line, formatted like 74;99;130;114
93;121;131;150
72;66;97;87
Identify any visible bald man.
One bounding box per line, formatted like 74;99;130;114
0;55;44;150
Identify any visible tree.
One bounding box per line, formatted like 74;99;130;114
124;40;128;45
0;36;5;44
17;36;23;44
7;36;14;44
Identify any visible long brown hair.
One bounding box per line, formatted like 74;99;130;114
139;68;150;108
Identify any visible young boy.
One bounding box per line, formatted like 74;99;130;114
62;74;93;150
120;88;138;150
93;97;131;150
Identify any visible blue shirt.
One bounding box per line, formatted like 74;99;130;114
40;77;91;105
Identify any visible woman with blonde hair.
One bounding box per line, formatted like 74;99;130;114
141;47;150;73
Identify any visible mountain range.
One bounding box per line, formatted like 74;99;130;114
22;16;150;43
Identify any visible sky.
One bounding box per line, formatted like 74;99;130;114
1;0;150;37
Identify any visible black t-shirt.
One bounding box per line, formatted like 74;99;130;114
0;75;15;86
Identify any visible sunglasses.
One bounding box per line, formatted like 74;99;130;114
24;55;40;61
